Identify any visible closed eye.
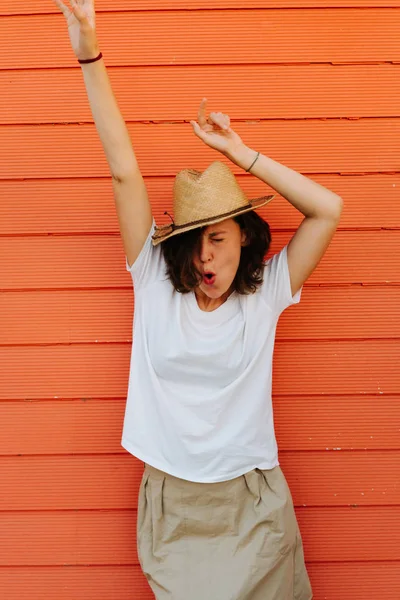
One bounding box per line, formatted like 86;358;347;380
213;239;224;243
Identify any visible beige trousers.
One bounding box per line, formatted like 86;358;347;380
137;463;313;600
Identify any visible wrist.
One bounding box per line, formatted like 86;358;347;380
225;144;258;171
77;47;101;64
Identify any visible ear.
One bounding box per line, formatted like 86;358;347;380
240;229;250;247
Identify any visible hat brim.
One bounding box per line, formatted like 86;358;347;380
151;194;275;246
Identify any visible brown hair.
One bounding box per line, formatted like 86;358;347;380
160;211;272;294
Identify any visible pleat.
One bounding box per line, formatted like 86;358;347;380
242;468;261;506
137;470;150;543
151;475;165;521
259;467;279;497
147;474;167;560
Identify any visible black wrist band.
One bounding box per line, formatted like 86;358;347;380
78;52;103;64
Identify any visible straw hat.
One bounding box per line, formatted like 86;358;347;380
151;160;275;246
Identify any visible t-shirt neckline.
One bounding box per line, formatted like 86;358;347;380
186;288;239;324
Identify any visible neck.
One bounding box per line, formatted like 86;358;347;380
194;285;234;312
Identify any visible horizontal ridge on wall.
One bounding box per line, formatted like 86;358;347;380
0;563;399;600
1;231;399;287
1;65;400;125
0;9;400;68
1;339;399;398
1;120;400;179
1;174;399;234
0;507;399;563
0;452;399;508
1;287;400;344
0;396;399;453
3;1;400;16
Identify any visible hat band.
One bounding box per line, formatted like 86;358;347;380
154;202;254;237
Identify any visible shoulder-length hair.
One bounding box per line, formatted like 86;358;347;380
159;211;271;294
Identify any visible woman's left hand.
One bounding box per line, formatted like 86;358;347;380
190;98;245;156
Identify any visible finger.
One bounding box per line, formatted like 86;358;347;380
219;113;228;129
190;120;201;134
80;0;95;17
222;113;231;129
197;98;208;128
82;0;95;10
190;120;207;141
209;112;228;130
70;0;86;19
53;0;70;16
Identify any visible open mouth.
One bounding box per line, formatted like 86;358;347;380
203;272;216;285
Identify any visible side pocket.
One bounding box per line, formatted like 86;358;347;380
259;467;298;557
137;470;150;542
136;470;154;578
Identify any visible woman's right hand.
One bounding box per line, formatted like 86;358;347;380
53;0;100;61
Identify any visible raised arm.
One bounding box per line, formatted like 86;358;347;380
54;0;153;267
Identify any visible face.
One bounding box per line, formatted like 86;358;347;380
192;218;247;301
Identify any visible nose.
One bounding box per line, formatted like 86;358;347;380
199;237;212;263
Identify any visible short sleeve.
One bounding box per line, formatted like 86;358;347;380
125;218;167;290
260;244;303;316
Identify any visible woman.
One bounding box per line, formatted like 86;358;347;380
56;1;343;598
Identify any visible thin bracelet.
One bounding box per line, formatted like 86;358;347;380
245;151;260;172
78;52;103;64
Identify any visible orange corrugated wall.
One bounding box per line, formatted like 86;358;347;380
1;1;400;598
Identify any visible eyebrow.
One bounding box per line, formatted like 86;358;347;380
208;230;227;237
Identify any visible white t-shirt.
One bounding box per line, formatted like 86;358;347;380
121;219;302;483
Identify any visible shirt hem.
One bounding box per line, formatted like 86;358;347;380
121;436;279;483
